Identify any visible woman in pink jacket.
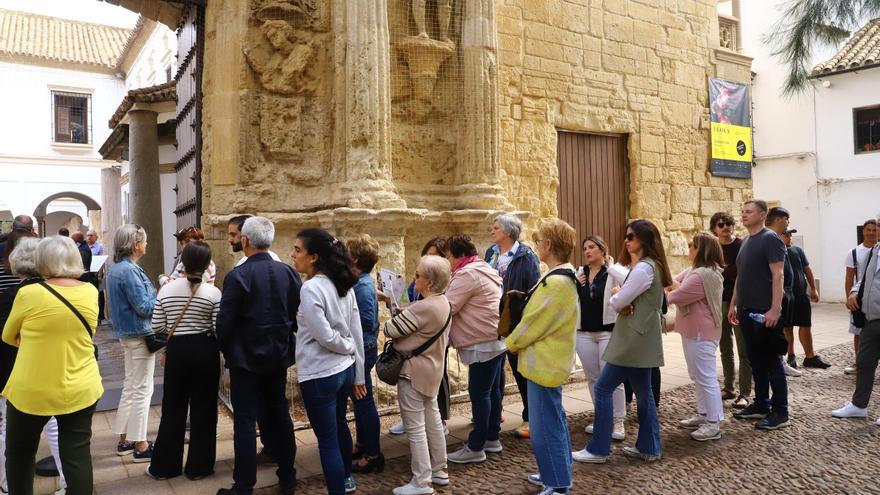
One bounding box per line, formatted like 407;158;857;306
443;235;505;465
666;232;726;442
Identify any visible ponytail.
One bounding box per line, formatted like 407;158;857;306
181;241;212;287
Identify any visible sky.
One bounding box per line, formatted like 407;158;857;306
0;0;139;28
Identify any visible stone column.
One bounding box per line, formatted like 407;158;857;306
339;0;405;209
128;108;164;283
100;167;121;255
456;0;507;209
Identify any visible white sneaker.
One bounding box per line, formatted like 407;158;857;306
690;423;721;441
389;421;406;435
679;414;708;430
875;417;880;426
832;401;868;418
571;448;608;463
612;417;626;441
783;363;802;377
431;468;449;486
447;445;486;464
484;439;503;453
844;365;858;375
584;423;594;434
53;489;66;495
527;474;543;487
392;482;434;495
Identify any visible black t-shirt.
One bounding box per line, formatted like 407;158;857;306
720;237;742;302
578;265;615;332
735;228;787;311
783;250;794;294
787;246;809;295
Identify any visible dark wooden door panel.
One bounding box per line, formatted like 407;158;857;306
174;3;203;230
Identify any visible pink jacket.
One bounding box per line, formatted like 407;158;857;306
667;271;721;341
445;259;503;349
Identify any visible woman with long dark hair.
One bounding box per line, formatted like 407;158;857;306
292;228;365;495
147;241;222;480
573;219;672;464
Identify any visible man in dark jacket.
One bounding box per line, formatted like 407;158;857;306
485;213;541;439
216;216;301;495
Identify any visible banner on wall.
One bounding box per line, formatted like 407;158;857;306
709;78;752;178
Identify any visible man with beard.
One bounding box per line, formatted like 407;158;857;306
228;215;281;267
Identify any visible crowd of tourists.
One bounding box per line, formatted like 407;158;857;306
0;199;876;495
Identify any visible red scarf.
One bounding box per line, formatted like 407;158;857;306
452;255;479;273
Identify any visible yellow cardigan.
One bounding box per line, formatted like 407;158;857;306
2;282;103;416
505;270;578;388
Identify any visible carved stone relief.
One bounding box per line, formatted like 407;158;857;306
243;19;320;95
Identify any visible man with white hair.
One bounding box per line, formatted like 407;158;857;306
216;216;301;495
86;230;103;256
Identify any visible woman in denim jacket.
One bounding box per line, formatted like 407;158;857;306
106;224;157;462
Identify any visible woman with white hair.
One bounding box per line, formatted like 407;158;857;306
383;255;452;495
485;213;540;439
107;224;157;462
2;236;103;494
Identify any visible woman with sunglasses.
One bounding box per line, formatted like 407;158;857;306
574;236;627;441
573;220;672;464
665;232;726;441
159;227;216;286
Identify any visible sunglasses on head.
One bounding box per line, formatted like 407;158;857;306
716;221;734;228
624;233;636;241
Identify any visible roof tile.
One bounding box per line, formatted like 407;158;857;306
0;8;133;70
813;18;880;76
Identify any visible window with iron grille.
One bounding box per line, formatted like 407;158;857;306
855;105;880;154
51;91;92;145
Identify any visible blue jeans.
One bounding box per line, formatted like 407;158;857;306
739;309;788;415
527;380;571;492
229;368;296;495
467;352;505;451
587;364;660;457
351;343;381;457
300;365;355;495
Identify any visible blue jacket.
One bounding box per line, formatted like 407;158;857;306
353;272;379;348
107;257;157;338
484;243;541;294
216;252;302;373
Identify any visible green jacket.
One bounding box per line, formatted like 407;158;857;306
602;258;665;368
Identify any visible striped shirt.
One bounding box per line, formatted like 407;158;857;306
0;272;19;295
151;278;222;337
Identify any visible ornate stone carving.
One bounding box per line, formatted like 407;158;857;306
258;95;327;182
251;0;329;31
244;20;319;95
395;37;454;119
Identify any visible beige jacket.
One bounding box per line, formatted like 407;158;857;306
383;294;451;397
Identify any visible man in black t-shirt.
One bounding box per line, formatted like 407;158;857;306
780;230;829;369
729;200;790;430
764;207;803;378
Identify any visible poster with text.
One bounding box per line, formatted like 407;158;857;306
709;78;752;178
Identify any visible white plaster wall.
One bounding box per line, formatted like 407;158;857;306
0;161;104;226
126;24;177;90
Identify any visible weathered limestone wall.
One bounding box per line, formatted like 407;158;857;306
496;0;753;270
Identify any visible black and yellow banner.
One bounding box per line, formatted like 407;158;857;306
709;78;752;178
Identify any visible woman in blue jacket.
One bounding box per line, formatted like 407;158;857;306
485;213;541;439
107;224;157;462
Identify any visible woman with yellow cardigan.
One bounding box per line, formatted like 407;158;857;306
505;218;579;495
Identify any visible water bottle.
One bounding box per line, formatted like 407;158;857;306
749;312;765;324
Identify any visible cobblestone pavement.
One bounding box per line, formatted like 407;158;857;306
278;342;878;495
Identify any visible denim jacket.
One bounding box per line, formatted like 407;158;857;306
107;257;156;338
353;272;379;348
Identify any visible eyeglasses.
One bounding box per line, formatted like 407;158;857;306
716;221;734;228
534;238;545;245
624;233;636;241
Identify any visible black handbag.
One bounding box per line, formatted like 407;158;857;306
852;247;874;329
40;282;99;360
376;304;452;386
145;283;200;353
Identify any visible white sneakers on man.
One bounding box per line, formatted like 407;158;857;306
483;439;503;453
447;445;486;464
678;415;708;430
832;401;868;418
392;483;434;495
690;423;721;441
431;468;449;486
783;362;802;377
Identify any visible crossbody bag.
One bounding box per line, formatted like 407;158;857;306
145;282;201;353
853;248;875;329
376;303;452;386
39;281;99;360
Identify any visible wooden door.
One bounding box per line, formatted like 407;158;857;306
174;3;204;230
556;131;629;267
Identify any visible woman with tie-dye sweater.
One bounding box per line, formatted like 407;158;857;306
505;218;579;495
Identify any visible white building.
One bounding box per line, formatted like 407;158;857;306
0;5;178;272
739;5;878;302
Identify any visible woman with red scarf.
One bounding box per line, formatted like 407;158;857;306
444;235;505;465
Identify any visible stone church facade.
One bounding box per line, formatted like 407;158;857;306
115;0;753;278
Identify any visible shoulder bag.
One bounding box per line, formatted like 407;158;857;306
39;281;99;360
145;283;201;353
853;248;874;329
376;303;452;386
497;268;578;338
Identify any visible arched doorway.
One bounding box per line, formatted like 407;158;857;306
33;191;102;237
